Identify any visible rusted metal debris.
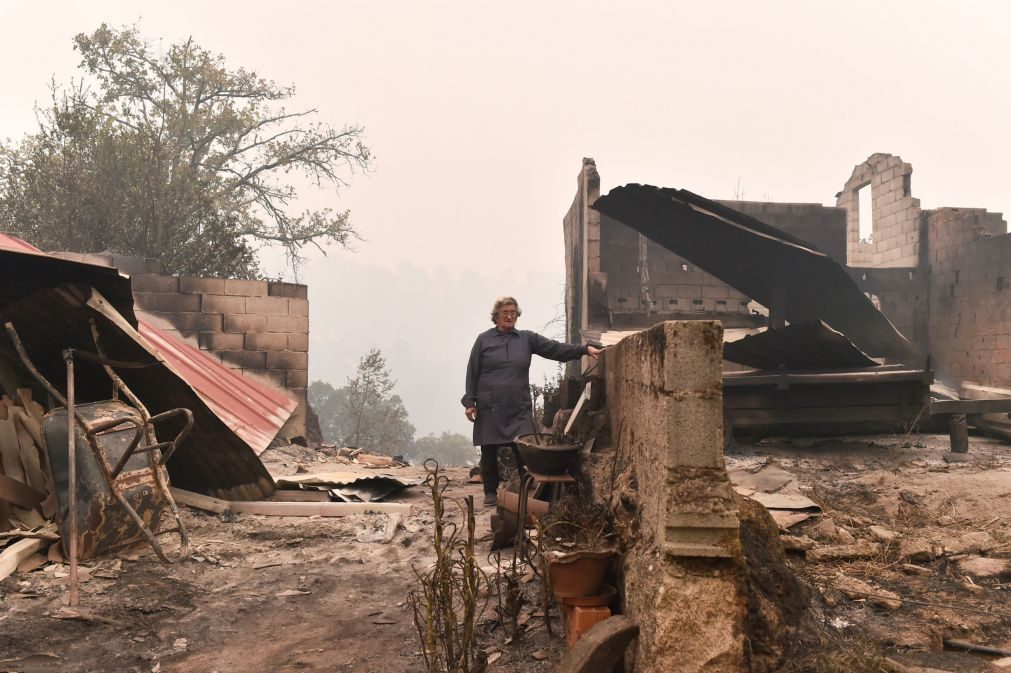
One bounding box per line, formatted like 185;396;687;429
0;233;289;499
7;322;191;565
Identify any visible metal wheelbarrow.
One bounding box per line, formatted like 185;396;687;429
6;320;191;564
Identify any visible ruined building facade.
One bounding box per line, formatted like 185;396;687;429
565;154;1010;392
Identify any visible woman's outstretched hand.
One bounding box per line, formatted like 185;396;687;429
587;345;603;360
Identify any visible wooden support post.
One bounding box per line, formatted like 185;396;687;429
949;413;969;454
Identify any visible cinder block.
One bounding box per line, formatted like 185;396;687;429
199;332;244;351
224;278;269;297
202;294;246;314
287;333;309;352
267;351;308;370
245;295;290;316
258;369;288;387
267;315;308;333
156;312;222;332
245;332;288;351
223;313;267;333
132;292;158;310
132;274;179;293
674;285;703;298
220;350;267;369
80;253;115;267
286;370;308;388
179;276;226;294
268;282;308;300
153;293;201;313
110;255;150;274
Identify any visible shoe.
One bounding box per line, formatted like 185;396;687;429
483;492;497;507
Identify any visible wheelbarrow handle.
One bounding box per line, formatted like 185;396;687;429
148;408;195;465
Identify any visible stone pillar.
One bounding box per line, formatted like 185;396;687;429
602;320;746;673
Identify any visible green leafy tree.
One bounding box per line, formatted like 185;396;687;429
307;380;348;444
309;349;415;455
342;348;414;454
0;23;370;277
407;432;477;467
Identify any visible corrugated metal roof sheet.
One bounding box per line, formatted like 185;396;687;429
138;316;294;453
591;186;920;362
0;233;292;498
722;321;878;370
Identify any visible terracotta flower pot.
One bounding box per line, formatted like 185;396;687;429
497;489;550;525
547;549;616;599
559;582;617;608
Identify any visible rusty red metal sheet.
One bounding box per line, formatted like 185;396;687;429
0;233;293;497
138;316;295;453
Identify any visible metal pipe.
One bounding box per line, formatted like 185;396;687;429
64;349;79;608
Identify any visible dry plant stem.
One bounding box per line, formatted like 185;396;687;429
532;515;555;639
409;460;488;673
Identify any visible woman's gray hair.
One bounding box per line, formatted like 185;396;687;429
490;296;522;323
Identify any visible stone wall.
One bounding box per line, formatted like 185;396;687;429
925;208;1011;388
51;252;308;438
837;153;923;267
834;155;1011;389
590;321;747;673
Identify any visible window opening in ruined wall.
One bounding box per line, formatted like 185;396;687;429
857;183;873;244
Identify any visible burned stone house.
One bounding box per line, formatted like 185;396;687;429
564;154;1011;399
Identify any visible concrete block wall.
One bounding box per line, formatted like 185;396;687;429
563;159;599;345
48;252;308;439
598;213;753;319
849;267;929;355
593;321;747;673
926;208;1011;388
837;153;923;267
132;274;309;437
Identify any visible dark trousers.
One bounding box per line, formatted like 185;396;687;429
479;443;524;495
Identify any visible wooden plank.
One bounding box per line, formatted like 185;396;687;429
0;417;26;483
229;500;413;517
0;473;45;510
723;369;930;387
10;409;48;494
724;382;925;410
0;537;46;581
267;490;332;503
930;399;1011;416
727;405;909;426
169;488;229;514
170;488;413;517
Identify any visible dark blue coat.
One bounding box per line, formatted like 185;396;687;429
462;328;587;446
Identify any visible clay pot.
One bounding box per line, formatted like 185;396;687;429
547;549;616;599
498;489;550;525
559;583;617;608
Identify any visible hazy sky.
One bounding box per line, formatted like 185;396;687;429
3;2;1010;437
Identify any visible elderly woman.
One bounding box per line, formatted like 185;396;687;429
462;296;601;506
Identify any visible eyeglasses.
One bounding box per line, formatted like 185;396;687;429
499;311;518;317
